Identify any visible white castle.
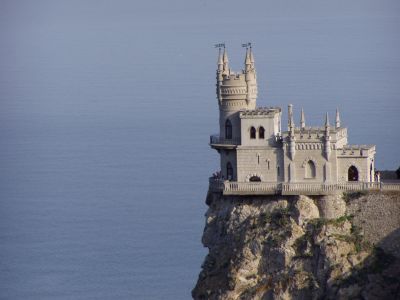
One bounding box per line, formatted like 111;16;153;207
209;46;380;195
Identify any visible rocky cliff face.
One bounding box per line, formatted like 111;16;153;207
192;191;400;300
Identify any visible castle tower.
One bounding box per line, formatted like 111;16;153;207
216;46;258;141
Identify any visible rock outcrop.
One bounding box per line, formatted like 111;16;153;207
192;191;400;300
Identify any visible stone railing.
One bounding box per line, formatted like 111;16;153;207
209;178;400;195
224;181;280;195
209;135;241;146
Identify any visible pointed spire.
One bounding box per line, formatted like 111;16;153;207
324;112;331;159
325;112;330;138
288;104;295;134
245;47;251;71
325;112;330;127
222;47;229;74
300;108;305;129
249;46;255;65
218;48;223;65
335;108;341;128
217;47;223;68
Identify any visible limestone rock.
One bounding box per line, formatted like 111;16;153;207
192;192;400;300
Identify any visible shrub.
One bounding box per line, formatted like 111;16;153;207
342;191;368;203
396;166;400;179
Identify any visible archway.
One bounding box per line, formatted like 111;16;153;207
249;176;261;182
348;166;359;181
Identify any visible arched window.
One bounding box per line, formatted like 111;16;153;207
225;119;232;139
249;176;261;182
305;160;316;178
259;126;265;139
348;166;359;181
226;162;233;181
250;127;256;139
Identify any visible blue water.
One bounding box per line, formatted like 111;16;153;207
0;1;399;299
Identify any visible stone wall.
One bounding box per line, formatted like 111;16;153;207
236;147;283;182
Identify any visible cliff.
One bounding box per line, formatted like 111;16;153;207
192;191;400;300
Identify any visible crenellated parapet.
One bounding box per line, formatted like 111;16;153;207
240;107;281;118
338;145;376;157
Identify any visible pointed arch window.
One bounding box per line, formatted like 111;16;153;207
225;119;232;139
250;127;256;139
305;160;316;178
226;162;233;181
259;126;265;139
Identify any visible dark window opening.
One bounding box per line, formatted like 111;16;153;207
348;166;359;181
259;126;265;139
227;162;233;181
250;127;256;139
225;119;232;139
249;176;261;182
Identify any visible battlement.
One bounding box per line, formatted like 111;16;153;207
338;145;376;157
240;107;281;118
222;72;245;81
282;126;348;143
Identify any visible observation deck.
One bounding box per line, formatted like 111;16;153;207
209;135;241;150
209;178;400;196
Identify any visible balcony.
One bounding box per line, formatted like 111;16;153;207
209;178;400;196
209;135;241;150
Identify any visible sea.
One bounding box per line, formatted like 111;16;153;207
0;0;399;299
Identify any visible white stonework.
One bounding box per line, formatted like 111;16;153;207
210;47;376;188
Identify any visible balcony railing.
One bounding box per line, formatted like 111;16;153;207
209;178;400;196
209;135;241;147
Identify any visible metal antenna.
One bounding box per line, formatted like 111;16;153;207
241;42;252;48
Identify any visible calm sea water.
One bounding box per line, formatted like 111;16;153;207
0;1;399;299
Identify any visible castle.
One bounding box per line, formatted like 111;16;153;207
209;46;379;195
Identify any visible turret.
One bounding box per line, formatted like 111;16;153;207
249;47;255;71
222;48;229;75
216;46;258;140
288;104;296;160
335;108;341;128
300;108;305;130
216;47;224;103
244;45;257;105
244;47;251;73
324;112;331;159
